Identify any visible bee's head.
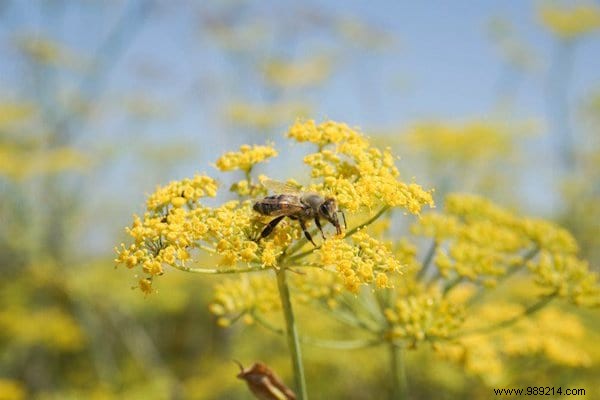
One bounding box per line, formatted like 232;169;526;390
319;198;344;235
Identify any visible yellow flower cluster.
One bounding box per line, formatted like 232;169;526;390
393;240;420;276
263;55;331;88
384;290;465;342
214;144;278;172
410;213;460;243
336;17;393;50
434;335;505;386
500;308;591;367
413;194;599;303
209;269;347;326
433;302;516;384
229;179;266;198
0;101;90;180
0;101;34;126
293;269;344;308
146;174;218;212
528;252;599;306
317;232;402;293
0;306;85;351
117;198;293;275
18;35;83;69
209;275;281;327
403;121;513;166
0;379;26;400
520;217;578;254
116;175;217;277
227;101;310;131
116;120;434;299
117;174;297;293
289;120;434;214
415;196;524;284
287;119;360;146
538;3;600;40
436;304;593;385
0;145;89;180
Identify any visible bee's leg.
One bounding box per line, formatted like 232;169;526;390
339;210;347;229
314;216;326;239
299;219;317;247
258;216;286;241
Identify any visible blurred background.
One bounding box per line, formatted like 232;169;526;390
1;0;599;399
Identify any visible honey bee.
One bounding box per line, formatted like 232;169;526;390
252;179;346;246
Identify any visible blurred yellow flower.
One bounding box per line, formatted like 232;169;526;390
385;290;465;342
139;277;154;295
17;35;86;69
0;145;90;180
227;101;311;131
0;379;26;400
215;144;278;172
538;3;600;40
263;56;332;88
210;275;281;325
0;307;85;351
0;101;34;127
402;120;518;167
501;308;591;367
336;17;394;49
413;193;599;300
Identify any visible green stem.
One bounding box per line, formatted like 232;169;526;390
171;261;326;275
330;297;381;333
416;240;437;281
275;268;308;400
244;167;253;189
344;205;391;238
442;276;463;295
389;343;408;400
253;312;379;349
170;264;268;274
466;247;539;307
458;292;556;338
379;288;407;400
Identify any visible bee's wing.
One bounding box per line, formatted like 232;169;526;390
260;177;303;194
253;195;305;217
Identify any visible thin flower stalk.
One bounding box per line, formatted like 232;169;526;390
276;267;308;400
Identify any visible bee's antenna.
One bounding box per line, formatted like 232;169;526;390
233;359;245;374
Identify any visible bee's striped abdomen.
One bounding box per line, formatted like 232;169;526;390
253;194;296;216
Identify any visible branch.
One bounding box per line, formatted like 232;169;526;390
442;276;463;295
457;291;557;338
416;240;437;281
253;312;380;350
170;263;270;274
326;297;381;333
466;247;539;307
344;205;391;238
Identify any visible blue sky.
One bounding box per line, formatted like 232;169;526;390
2;1;599;137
